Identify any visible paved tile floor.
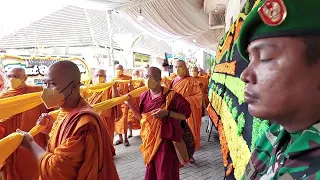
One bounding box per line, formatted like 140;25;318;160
0;118;224;180
114;117;225;180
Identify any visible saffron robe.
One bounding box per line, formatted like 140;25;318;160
86;87;121;154
171;76;203;150
128;81;144;130
161;73;177;88
0;86;48;180
114;74;132;134
139;87;191;180
39;98;119;180
195;76;209;113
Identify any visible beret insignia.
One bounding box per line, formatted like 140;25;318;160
258;0;287;26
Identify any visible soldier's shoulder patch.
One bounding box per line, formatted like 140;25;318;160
244;160;256;179
312;123;320;132
266;131;277;146
258;0;287;26
279;172;294;180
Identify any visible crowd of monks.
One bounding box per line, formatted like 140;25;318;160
0;58;211;180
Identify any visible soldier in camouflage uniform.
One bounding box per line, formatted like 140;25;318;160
238;0;320;179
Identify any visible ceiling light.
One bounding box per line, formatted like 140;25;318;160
138;9;144;21
193;39;197;43
214;7;219;13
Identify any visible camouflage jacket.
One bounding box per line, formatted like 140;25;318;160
243;123;320;180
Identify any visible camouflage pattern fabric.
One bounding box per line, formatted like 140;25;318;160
243;123;320;180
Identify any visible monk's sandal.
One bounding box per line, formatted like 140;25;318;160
124;140;130;147
114;140;123;146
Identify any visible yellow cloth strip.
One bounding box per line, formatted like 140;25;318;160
0;92;43;121
83;82;114;93
94;86;148;112
80;79;144;93
35;86;147;135
0;79;145;121
0;132;24;165
0;116;51;165
0;86;148;164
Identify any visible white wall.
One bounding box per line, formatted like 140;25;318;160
194;50;204;68
225;0;241;31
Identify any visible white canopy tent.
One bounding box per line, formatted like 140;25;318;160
0;0;225;54
89;0;227;51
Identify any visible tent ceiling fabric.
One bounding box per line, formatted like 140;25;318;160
117;0;225;50
85;0;141;9
85;0;225;50
0;5;171;58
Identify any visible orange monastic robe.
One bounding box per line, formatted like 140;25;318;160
128;81;144;130
0;86;48;180
195;76;210;111
161;73;176;88
39;98;119;180
114;74;132;134
86;87;122;154
171;76;203;150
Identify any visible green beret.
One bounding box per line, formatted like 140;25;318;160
238;0;320;61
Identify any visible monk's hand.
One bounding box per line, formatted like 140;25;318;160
128;80;134;91
16;129;34;149
37;113;54;134
151;109;169;119
124;94;133;106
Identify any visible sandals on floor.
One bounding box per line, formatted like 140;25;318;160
190;157;195;164
124;140;130;147
114;140;123;146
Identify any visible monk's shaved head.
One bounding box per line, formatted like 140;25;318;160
96;69;106;77
7;67;28;88
192;67;199;72
175;60;187;69
147;67;161;80
7;67;26;79
45;61;81;108
48;61;81;82
133;70;140;77
115;64;124;70
8;67;25;74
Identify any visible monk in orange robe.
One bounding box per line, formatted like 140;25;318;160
127;70;143;138
160;62;171;88
113;64;133;146
198;67;205;77
0;67;48;180
126;67;191;180
162;74;177;88
86;69;121;155
171;60;203;154
17;61;119;180
205;67;212;79
191;67;209;115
